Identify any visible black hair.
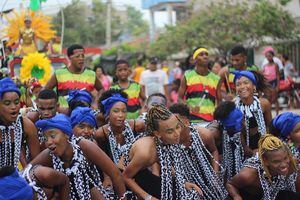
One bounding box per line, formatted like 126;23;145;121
94;64;107;75
266;51;275;56
269;120;281;137
98;88;128;113
67;44;84;57
146;93;167;106
251;70;271;93
282;54;289;60
230;45;247;56
169;103;190;118
37;89;58;101
214;101;236;120
115;59;129;68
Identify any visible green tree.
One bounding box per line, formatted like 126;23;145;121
149;0;298;57
52;0;121;47
121;6;149;37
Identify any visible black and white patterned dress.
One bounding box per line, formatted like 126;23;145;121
51;137;109;200
179;126;227;200
107;121;136;164
0;115;23;168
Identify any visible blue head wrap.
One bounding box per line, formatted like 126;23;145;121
70;107;97;128
101;93;127;117
272;112;300;139
220;108;244;134
67;90;93;105
0;78;21;99
232;70;257;86
0;169;33;200
36;114;73;137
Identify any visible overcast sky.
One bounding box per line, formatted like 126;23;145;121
2;0;169;27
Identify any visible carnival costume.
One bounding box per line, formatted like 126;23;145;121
243;155;297;200
5;11;56;56
233;71;266;149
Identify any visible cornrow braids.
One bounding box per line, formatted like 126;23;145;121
146;105;173;135
258;134;298;183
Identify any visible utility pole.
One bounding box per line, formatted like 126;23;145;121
106;0;112;48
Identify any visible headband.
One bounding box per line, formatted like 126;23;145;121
192;48;209;60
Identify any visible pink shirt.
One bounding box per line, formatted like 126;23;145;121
263;63;277;81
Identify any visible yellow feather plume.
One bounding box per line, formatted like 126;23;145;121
4;10;56;46
20;52;52;86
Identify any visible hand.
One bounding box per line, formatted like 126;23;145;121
184;182;204;197
102;177;112;189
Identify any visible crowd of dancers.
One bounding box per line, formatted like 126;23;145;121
0;44;299;200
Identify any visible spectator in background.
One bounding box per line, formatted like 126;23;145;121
184;54;195;71
140;57;170;101
170;79;181;104
280;54;298;79
262;50;280;115
1;46;14;69
212;60;224;75
95;65;112;91
131;59;145;83
261;46;284;78
45;44;103;107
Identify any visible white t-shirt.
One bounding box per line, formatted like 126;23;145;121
261;57;283;70
140;69;168;97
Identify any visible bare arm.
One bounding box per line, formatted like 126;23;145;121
34;166;70;200
275;64;280;92
260;97;272;132
226;167;257;200
79;139;126;199
45;74;57;90
163;84;171;104
198;127;220;171
94;76;103;91
26;111;39;123
129;119;145;133
216;67;227;104
30;149;53;167
23;117;41;161
178;75;187;103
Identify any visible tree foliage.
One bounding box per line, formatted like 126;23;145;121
52;0;148;47
149;0;298;57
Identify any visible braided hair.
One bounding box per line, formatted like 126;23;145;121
258;134;298;183
146;105;173;135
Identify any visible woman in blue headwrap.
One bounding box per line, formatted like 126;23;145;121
214;101;253;181
66;89;104;127
0;77;40;169
233;70;272;152
0;165;70;200
70;106;117;198
270;112;300;159
95;89;145;167
31;114;128;200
